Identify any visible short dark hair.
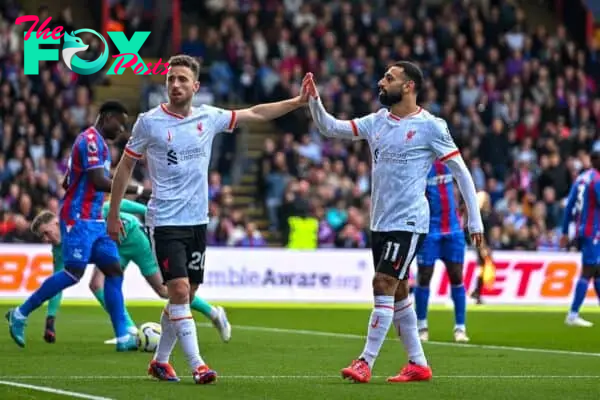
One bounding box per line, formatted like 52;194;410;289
394;61;423;94
99;101;128;117
168;54;201;80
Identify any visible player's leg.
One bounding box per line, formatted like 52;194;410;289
145;227;181;381
6;221;85;347
414;265;434;341
89;266;137;343
141;265;231;343
183;225;217;383
148;226;215;383
92;230;136;351
340;232;396;383
341;231;430;383
44;259;64;343
566;238;595;327
414;235;439;341
566;265;594;327
594;267;600;304
387;233;431;383
130;223;230;341
442;232;468;342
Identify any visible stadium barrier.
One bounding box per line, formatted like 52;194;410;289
0;244;596;305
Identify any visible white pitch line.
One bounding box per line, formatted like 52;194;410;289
198;323;600;358
0;380;114;400
1;375;599;380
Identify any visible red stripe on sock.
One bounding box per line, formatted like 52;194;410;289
170;316;193;321
394;303;413;313
375;305;395;310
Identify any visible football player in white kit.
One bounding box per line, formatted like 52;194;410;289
303;62;484;383
107;55;308;384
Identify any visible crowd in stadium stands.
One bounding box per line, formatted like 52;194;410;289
2;0;600;251
183;0;600;249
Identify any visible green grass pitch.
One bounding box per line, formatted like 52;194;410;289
0;301;599;400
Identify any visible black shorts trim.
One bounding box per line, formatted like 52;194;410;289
148;225;207;285
371;230;425;280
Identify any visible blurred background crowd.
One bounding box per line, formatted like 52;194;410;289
1;0;600;252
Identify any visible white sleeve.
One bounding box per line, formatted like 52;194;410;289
429;118;460;161
207;106;237;133
445;155;484;234
308;97;372;140
124;114;149;160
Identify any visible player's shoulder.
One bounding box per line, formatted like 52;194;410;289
413;108;448;131
138;105;167;122
191;104;231;122
359;108;390;123
75;127;103;147
194;104;226;114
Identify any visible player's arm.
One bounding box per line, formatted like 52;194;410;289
307;96;370;140
107;116;150;241
87;168;143;195
304;73;369;140
233;96;306;123
561;183;578;238
80;132;145;195
430;119;484;242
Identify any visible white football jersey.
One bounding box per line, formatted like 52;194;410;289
352;107;460;233
124;103;237;227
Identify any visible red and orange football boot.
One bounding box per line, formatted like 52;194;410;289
386;362;432;383
193;365;217;384
148;360;180;382
341;359;371;383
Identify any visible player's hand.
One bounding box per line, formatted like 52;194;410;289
470;232;484;249
302;72;319;100
559;234;569;249
107;214;125;244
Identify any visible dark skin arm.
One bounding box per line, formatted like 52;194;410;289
88;168;150;197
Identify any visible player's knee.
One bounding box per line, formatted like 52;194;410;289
372;273;397;296
64;265;85;281
99;263;123;278
167;279;190;304
89;278;102;293
447;263;464;286
394;280;410;301
581;266;595;279
417;267;433;287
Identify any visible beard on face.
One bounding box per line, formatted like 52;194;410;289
169;89;193;106
378;88;403;107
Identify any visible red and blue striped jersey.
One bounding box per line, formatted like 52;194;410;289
562;168;600;239
426;160;463;235
59;127;110;224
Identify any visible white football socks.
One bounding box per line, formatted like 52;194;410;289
169;303;205;371
393;298;428;366
154;308;177;364
359;295;394;368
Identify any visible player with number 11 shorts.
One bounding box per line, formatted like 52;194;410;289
304;62;484;384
